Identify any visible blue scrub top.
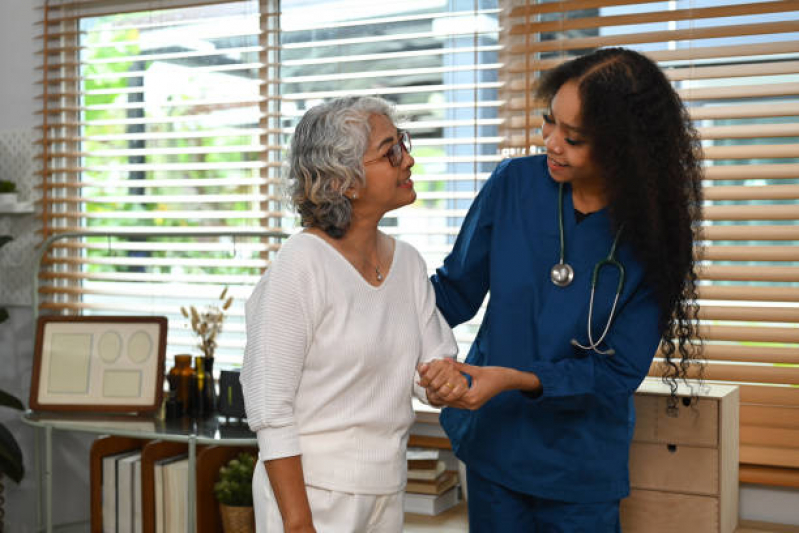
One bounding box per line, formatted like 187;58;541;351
432;155;661;503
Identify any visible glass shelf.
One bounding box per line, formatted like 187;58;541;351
22;410;256;445
0;201;33;214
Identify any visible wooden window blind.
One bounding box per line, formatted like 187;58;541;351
37;0;281;367
500;0;799;485
279;0;501;354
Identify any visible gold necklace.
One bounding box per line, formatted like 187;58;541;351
366;241;384;281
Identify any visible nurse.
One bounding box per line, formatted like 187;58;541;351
418;48;704;532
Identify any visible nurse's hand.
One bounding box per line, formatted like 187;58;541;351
437;362;542;410
417;358;469;407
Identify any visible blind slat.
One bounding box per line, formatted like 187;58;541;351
507;20;799;54
509;1;799;35
700;345;799;366
700;245;799;262
697;306;799;324
698;285;799;302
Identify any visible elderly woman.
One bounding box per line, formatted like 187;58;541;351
240;96;457;533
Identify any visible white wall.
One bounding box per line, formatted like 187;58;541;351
0;0;797;530
0;1;94;532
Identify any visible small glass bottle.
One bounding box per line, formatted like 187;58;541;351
168;354;194;417
192;356;207;418
203;356;217;415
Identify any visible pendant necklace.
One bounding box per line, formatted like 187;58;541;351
367;239;384;282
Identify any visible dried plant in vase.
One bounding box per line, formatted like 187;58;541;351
180;287;233;416
181;287;233;360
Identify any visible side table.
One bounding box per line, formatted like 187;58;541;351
22;411;256;533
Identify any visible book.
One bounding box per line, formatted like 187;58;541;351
117;452;141;533
403;485;460;516
407;460;446;481
102;450;139;533
406;447;439;461
407;458;439;470
406;470;459;495
154;455;185;533
163;457;190;533
133;458;142;533
407;446;459;471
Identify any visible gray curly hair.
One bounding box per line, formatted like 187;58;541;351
287;96;398;238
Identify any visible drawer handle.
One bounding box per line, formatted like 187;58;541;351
667;444;677;453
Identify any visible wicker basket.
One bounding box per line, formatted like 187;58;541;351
219;503;255;533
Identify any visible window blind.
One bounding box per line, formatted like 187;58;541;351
279;0;502;354
501;0;799;484
37;0;282;367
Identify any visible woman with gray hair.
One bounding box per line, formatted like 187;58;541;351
241;96;458;532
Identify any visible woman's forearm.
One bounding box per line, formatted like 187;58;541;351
264;455;316;532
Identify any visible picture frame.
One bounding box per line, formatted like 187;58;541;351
30;316;168;413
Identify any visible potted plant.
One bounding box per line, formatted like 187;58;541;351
213;452;255;533
0;180;17;205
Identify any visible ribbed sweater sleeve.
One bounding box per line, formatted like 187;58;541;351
240;239;320;461
412;249;459;402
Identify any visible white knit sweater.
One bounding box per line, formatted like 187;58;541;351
240;232;457;494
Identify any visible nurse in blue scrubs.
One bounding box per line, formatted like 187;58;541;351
418;48;705;532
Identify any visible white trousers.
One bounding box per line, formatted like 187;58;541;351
253;461;404;533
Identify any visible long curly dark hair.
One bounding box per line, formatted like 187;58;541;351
535;47;704;393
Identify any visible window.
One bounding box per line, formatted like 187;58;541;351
502;0;799;481
38;0;498;361
38;0;280;366
279;0;502;353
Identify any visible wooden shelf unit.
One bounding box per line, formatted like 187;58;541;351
90;435;256;533
621;379;739;533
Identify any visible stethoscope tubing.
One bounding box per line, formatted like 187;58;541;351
552;182;625;355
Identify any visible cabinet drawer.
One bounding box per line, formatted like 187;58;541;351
621;489;719;533
629;442;718;496
633;394;718;447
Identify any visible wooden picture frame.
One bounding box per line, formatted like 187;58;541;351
30;316;168;413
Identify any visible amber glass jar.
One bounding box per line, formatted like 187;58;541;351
168;354;195;416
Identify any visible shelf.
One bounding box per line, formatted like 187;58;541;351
0;201;34;214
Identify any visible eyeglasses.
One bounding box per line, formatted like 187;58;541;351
364;131;412;168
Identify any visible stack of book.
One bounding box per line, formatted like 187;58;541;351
102;450;143;533
154;455;189;533
403;447;460;516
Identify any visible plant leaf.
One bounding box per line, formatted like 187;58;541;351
0;424;24;483
0;390;24;411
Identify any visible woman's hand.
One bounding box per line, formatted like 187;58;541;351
417;358;469;406
422;361;542;410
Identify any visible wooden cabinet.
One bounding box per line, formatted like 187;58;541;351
621;379;739;533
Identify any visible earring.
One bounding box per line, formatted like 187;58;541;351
352;192;359;199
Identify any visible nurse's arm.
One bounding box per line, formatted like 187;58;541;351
264;455;317;533
439;362;541;410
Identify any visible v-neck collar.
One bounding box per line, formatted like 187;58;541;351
564;182;608;229
299;231;398;289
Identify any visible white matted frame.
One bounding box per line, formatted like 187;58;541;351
30;316;167;413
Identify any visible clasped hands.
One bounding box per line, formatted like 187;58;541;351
417;358;507;410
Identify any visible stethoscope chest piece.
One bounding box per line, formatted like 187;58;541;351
550;262;574;287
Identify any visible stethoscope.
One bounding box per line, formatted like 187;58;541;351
550;182;625;356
